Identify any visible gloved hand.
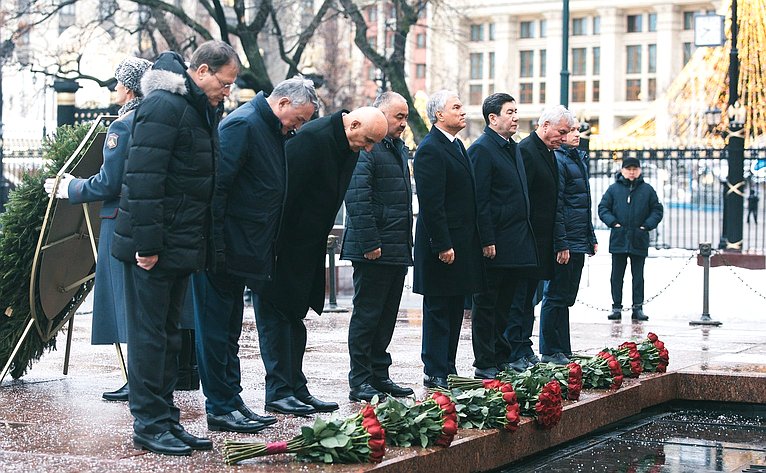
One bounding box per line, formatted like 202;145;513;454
43;173;74;199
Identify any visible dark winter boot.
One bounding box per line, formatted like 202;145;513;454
631;305;649;321
608;306;622;320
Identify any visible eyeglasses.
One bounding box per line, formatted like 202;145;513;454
211;72;234;90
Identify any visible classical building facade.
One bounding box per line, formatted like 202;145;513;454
429;0;718;140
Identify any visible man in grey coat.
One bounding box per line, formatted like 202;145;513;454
341;92;415;402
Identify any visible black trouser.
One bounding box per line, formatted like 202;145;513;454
471;268;520;369
421;295;465;378
192;271;247;416
505;279;539;362
347;262;407;388
610;253;646;308
123;263;188;435
253;296;309;403
539;253;585;356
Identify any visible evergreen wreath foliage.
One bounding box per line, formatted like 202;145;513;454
0;123;97;379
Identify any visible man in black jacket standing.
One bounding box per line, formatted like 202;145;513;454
193;77;318;430
598;158;663;321
341;92;415;402
255;107;388;416
539;120;597;364
469;93;538;378
111;41;239;456
507;105;571;371
414;90;485;389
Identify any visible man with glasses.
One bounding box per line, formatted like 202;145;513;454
193;76;319;429
506;105;573;371
111;40;240;456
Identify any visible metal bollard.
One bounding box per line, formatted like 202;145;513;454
324;235;348;313
690;242;722;326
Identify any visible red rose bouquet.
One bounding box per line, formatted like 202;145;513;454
374;392;458;448
573;351;624;390
638;332;670;373
222;405;385;465
511;362;583;400
446;378;521;432
603;341;643;378
506;371;564;429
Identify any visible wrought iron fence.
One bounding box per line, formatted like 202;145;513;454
588;148;766;253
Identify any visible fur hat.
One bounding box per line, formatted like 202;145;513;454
115;57;153;96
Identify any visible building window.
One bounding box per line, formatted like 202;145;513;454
626;79;641;101
648;44;657;73
572;81;586;102
647;78;656;101
520;21;534;38
416;33;426;48
683;42;694;65
469;84;483;105
367;36;376;47
539;82;546;103
540;49;547;76
59;3;76;33
368;66;377;81
592;80;600;102
488;83;495;95
683;11;695;30
488;23;496;40
626;45;642;74
389;4;396;18
572;48;586;75
368;6;377;22
540;19;547;37
415;63;426;78
592;46;601;75
572;17;587;36
627;14;643;33
520;83;533;104
470;24;484;41
488;52;495;79
470;53;483;80
520;50;534;78
593;16;601;34
648;13;657;32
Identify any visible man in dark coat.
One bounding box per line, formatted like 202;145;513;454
414;90;484;389
111;41;240;456
193;77;318;430
468;93;537;378
598;157;663;321
256;107;387;415
340;92;415;402
539;120;598;364
507;105;571;371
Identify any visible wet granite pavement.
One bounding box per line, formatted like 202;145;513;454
2;240;765;472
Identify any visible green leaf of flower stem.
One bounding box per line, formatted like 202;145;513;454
420;433;428;447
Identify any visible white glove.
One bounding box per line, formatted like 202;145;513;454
43;173;73;199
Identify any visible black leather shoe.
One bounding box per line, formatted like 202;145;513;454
297;394;339;413
236;402;277;426
541;353;571;365
349;383;387;402
608;308;622;320
526;354;542;365
102;383;129;402
474;367;499;379
133;431;192;456
501;358;530;373
423;375;448;389
171;425;212;450
371;378;414;397
207;411;269;433
265;396;316;416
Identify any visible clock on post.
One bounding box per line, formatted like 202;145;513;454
694;13;725;47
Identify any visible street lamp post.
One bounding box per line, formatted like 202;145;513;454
560;0;570;107
723;0;745;252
